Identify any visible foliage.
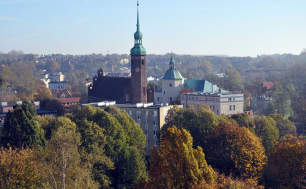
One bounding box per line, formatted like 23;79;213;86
46;60;60;74
254;115;279;151
266;78;294;117
0;104;45;148
37;117;100;189
263;136;306;188
135;126;215;188
34;85;51;101
224;69;244;91
202;121;267;180
268;114;296;138
34;115;56;140
231;113;256;132
41;98;66;116
72;106;147;189
161;105;228;148
0;147;42;189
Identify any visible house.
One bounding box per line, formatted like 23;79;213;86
56;97;81;109
250;82;274;114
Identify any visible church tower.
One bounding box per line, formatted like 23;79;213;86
130;2;147;104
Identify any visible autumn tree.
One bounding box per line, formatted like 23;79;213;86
263;136;306;188
0;104;45;148
34;85;51;101
202;121;267;180
0;147;42;189
46;60;60;74
135;126;215;189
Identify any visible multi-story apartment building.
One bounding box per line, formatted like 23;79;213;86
82;101;182;155
180;92;244;116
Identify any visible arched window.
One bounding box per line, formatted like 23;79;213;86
142;59;145;65
169;83;172;87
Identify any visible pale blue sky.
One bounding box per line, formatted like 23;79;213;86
0;0;305;57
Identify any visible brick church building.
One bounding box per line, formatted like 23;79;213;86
88;3;154;104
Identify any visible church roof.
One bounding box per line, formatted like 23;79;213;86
89;76;131;103
184;80;229;93
162;55;184;80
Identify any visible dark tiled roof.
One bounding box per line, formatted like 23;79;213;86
89;76;131;103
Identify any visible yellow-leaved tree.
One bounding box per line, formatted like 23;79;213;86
135;126;215;189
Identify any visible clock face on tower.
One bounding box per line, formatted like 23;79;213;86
135;67;140;72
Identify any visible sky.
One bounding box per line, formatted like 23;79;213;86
0;0;305;57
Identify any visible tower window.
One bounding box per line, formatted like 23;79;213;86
142;59;145;65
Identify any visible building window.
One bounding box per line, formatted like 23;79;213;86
229;105;232;111
145;130;148;135
142;59;145;65
228;98;232;101
169;83;172;87
217;110;219;115
138;116;141;120
155;141;158;145
146;111;148;115
213;105;215;110
233;105;236;110
153;131;157;136
170;97;173;101
153;111;157;116
129;110;132;115
157;97;160;101
153;121;157;126
164;91;165;95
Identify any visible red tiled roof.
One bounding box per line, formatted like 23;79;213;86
56;97;81;104
262;82;273;90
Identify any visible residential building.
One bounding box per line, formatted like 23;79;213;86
82;101;182;155
180;92;244;116
48;81;69;91
48;72;65;82
250;82;274;114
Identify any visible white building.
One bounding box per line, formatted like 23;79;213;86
155;55;229;105
180;92;244;115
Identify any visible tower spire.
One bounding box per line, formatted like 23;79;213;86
169;54;175;69
137;1;140;31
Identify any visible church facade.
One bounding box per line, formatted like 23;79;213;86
88;3;154;104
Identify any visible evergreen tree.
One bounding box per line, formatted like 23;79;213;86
0;104;45;148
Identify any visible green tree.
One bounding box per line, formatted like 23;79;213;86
41;99;66;116
73;106;147;189
224;69;244;91
202;121;267;180
230;113;256;133
37;117;99;189
254;115;279;151
268;114;296;138
136;126;215;188
0;104;45;148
